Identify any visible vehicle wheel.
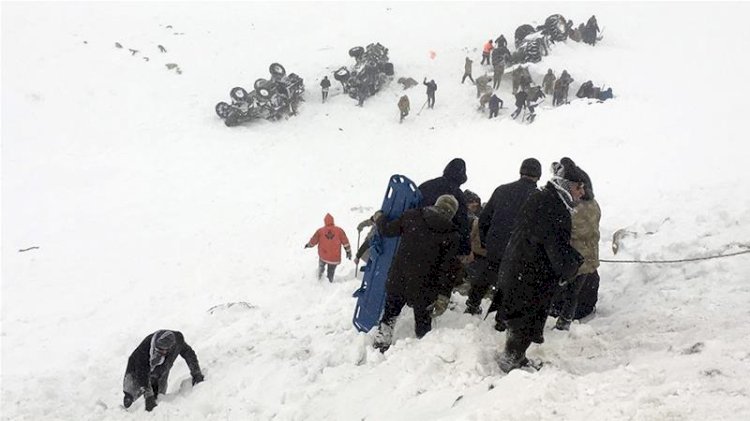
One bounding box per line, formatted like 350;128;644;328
257;87;271;99
269;63;286;77
382;62;394;76
230;87;248;102
348;46;364;58
333;67;350;82
254;78;269;91
215;101;232;119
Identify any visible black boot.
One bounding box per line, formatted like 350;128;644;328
554;317;572;331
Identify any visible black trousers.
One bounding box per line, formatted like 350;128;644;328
381;292;432;338
481;53;490;65
427;94;435;108
462;73;475;84
317;260;337;282
489;108;499;118
467;256;500;308
558;272;596;320
322;89;329;102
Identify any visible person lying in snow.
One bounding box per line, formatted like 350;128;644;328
122;330;203;411
305;213;352;282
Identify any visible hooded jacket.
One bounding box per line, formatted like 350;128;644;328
375;207;460;307
308;214;351;264
478;176;538;262
418;159;471;255
123;330;201;401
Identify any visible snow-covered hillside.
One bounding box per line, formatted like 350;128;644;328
3;2;750;420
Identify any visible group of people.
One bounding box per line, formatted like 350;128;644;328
348;157;600;372
303;157;600;373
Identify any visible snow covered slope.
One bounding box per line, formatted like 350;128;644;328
2;2;750;420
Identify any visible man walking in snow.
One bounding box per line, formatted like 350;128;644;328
476;74;492;99
489;160;585;373
488;94;503;119
398;95;410;123
123;330;204;412
551;158;601;330
542;69;556;95
423;78;437;109
491;43;510;90
462;57;475;84
510;89;528;119
481;39;493;65
371;195;461;352
465;158;541;317
305;213;352;282
320;76;331;103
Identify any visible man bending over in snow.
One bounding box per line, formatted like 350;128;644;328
123;330;203;411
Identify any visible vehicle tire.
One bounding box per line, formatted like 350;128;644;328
254;78;269;91
269;63;286;77
348;46;364;58
382;62;394;76
230;87;249;102
514;24;536;47
333;67;349;82
215;101;233;119
257;87;271;99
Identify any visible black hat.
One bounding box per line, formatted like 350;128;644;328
556;157;587;183
520;158;542;178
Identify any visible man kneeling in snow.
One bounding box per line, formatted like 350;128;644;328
122;330;204;411
371;194;462;352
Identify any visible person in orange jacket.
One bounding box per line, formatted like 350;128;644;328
305;213;352;282
481;39;493;65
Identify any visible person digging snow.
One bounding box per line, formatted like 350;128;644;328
122;330;204;412
305;213;352;282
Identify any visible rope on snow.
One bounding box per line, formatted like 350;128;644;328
601;246;750;264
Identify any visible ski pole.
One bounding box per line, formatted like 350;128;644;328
416;99;428;116
354;230;361;278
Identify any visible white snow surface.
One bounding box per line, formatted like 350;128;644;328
3;2;750;420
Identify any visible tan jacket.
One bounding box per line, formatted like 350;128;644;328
571;199;601;275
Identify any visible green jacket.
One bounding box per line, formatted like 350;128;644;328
571;199;601;275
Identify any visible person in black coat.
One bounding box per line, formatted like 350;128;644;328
122;330;204;411
488;94;503;118
320;76;331;103
372;195;461;352
510;90;528;119
465;158;541;316
418;158;471;257
423;78;437;109
489;160;586;372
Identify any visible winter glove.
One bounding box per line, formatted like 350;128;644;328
428;295;450;318
145;396;157;412
192;372;204;386
346;251;352;260
123;392;133;408
304;243;312;249
371;210;384;223
353;257;360;265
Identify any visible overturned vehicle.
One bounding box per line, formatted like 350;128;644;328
333;42;394;104
215;63;304;127
511;24;550;65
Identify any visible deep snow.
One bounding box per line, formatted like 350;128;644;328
2;2;750;420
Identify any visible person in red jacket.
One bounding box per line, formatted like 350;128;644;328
481;39;494;65
305;213;352;282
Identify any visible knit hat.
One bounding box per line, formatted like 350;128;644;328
555;157;586;183
434;194;459;218
519;158;542;178
464;190;481;205
155;331;176;350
